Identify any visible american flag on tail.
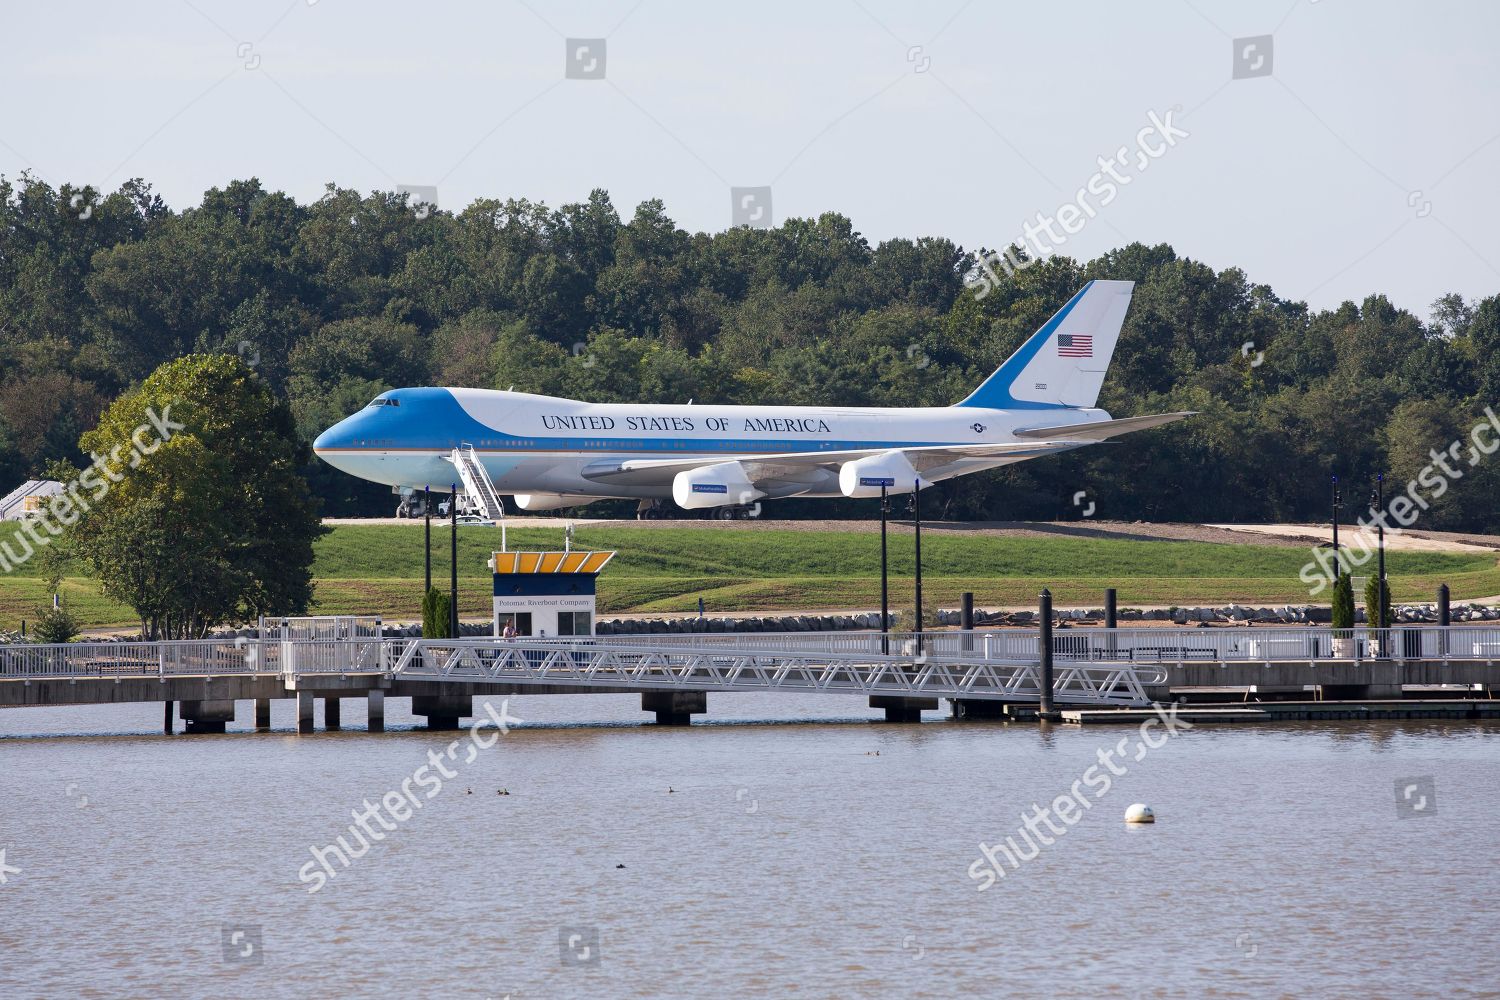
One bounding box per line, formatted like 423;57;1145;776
1057;334;1093;358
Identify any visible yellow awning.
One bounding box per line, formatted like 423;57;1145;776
490;550;616;575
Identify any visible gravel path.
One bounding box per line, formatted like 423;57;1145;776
1207;523;1499;553
319;517;1340;548
320;516;1500;553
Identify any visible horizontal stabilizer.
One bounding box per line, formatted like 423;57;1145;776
1011;411;1195;442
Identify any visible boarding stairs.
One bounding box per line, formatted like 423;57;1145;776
450;444;506;521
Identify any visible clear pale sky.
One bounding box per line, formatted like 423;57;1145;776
3;0;1496;317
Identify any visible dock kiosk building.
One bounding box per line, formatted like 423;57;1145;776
487;549;615;637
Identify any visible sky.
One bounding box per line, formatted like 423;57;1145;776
2;0;1497;318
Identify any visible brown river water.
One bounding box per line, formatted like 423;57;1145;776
2;694;1496;998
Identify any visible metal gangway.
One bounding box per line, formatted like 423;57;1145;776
581;625;1500;665
450;443;506;522
0;632;1163;705
387;633;1166;706
6;625;1500;707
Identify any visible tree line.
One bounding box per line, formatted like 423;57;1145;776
3;173;1498;529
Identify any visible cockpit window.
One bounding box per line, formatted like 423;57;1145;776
368;397;401;408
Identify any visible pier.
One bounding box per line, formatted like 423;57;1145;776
2;623;1498;731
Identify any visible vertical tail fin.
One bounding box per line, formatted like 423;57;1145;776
954;280;1134;409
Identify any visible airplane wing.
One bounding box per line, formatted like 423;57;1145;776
581;440;1082;486
1010;411;1195;442
579;412;1192;503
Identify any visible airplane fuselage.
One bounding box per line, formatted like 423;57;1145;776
313;387;1109;501
313;282;1188;511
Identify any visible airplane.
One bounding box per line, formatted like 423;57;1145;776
313;280;1191;518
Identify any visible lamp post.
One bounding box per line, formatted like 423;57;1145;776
1438;582;1450;656
880;483;890;655
1039;588;1054;716
449;482;459;639
424;485;432;594
911;478;923;645
1330;474;1343;578
1373;473;1386;632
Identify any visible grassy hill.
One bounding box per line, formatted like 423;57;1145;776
2;521;1496;631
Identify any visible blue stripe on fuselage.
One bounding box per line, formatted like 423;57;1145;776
315;387;963;455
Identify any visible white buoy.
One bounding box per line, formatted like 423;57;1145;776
1124;803;1155;824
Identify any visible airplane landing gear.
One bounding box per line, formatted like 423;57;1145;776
394;496;429;519
637;499;763;520
712;502;762;521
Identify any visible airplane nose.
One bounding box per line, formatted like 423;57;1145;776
313;416;354;457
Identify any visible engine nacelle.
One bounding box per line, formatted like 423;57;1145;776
839;451;920;498
672;462;763;509
512;493;610;511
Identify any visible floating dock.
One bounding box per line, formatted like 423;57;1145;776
1061;699;1500;725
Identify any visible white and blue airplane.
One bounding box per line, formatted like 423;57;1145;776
313;280;1190;517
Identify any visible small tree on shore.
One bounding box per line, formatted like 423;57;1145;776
422;586;451;638
1331;573;1355;633
32;604;79;644
1364;575;1391;630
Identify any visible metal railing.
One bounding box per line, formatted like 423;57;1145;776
388;637;1167;705
1021;625;1500;663
550;626;1500;663
259;615;383;642
453;444;506;521
0;637;387;679
2;626;1497;687
277;637;387;675
0;639;268;678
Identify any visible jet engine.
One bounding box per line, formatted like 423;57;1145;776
512;493;611;511
672;462;763;509
838;451;920;498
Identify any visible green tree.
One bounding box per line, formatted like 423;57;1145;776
66;355;324;638
489;321;572;397
1363;574;1391;630
422;586;451;638
287;317;427;411
4;172;1500;528
32;603;79;644
1331;573;1355;631
295;185;442;321
431;309;511;388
